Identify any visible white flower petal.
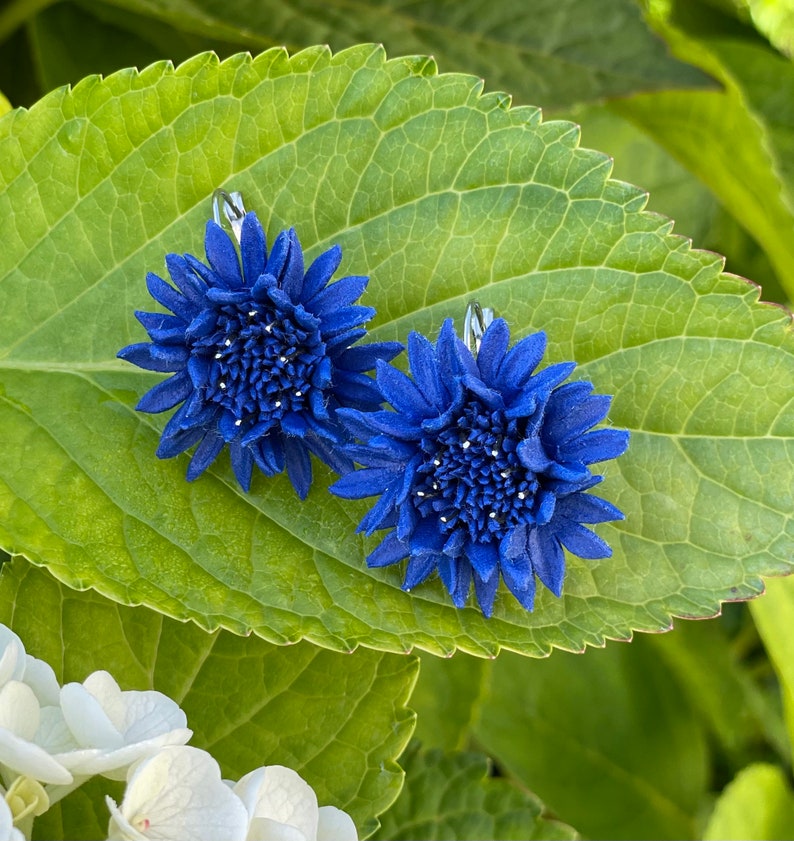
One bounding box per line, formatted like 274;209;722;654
61;681;124;749
0;794;25;841
0;726;72;785
317;807;357;841
0;685;72;784
63;728;193;780
110;746;249;841
246;817;307;841
21;656;60;706
234;766;319;841
60;671;190;780
0;628;24;688
0;683;39;741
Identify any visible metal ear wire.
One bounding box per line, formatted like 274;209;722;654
212;189;246;243
463;300;494;357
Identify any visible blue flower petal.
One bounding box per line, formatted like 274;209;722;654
303;245;342;300
307;275;369;317
368;531;409;568
376;359;434;419
476;318;510;383
145;273;196;322
337;341;404;373
527;528;565;597
230;439;254;491
280;230;306;303
204;221;243;289
284;437;312;499
136;370;193;413
496;331;546;389
467;540;499;583
472;569;500;617
186;431;225;480
117;343;188;373
560;428;630;465
331;467;400;499
555;520;613;559
358;483;400;536
240;213;266;286
407;331;444;408
556;493;624;524
166;254;207;307
134;311;186;344
403;553;437;590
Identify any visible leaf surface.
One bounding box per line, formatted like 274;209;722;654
0;558;416;839
615;0;794;299
372;742;578;841
88;0;711;107
473;638;710;839
703;763;794;841
0;47;793;656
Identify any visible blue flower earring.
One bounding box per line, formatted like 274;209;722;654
330;303;630;617
118;191;402;498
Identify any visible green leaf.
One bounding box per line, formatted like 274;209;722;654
750;576;794;761
27;1;243;93
1;47;793;656
0;557;417;839
646;613;790;764
473;639;710;839
411;653;489;752
372;742;578;841
615;0;794;300
0;91;9;117
86;0;711;107
743;0;794;57
703;763;794;841
565;102;785;301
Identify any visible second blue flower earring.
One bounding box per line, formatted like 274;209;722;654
118;191;401;498
330;304;630;617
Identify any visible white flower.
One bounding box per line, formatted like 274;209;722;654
0;793;25;841
0;681;72;785
59;671;192;780
233;766;357;841
106;746;249;841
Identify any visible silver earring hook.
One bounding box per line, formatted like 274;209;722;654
212;189;246;244
463;300;494;357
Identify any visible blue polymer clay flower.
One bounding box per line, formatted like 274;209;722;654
118;212;401;498
330;318;629;616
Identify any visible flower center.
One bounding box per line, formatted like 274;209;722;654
414;402;551;542
194;301;325;426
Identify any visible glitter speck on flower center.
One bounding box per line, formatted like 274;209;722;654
193;302;324;427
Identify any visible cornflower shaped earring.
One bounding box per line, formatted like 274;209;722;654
118;191;401;498
330;303;630;617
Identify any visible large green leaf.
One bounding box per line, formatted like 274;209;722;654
473;638;710;839
372;742;578;841
0;557;417;839
750;575;794;761
411;653;489;752
72;0;712;108
1;47;793;656
27;1;242;93
615;0;794;300
703;763;794;841
564;102;785;302
647;614;790;764
0;90;8;116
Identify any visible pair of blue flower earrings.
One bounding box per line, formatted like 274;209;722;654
119;191;629;617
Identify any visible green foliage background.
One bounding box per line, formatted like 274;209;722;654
1;0;794;838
